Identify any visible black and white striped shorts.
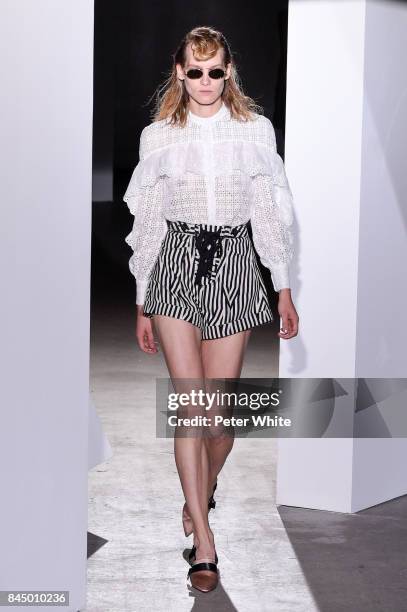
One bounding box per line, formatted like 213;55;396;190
143;220;274;340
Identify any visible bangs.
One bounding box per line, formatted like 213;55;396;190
189;39;222;62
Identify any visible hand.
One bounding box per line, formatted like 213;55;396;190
136;305;159;353
277;289;299;339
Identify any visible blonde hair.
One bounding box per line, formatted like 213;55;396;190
149;26;263;127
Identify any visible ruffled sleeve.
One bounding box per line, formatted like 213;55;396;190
123;126;168;305
250;118;295;292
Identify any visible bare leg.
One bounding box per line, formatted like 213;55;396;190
152;315;215;560
201;329;252;501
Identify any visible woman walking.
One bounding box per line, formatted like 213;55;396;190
123;26;298;592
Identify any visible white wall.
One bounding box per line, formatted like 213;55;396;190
277;0;407;512
356;0;407;378
0;2;94;610
282;0;366;378
353;0;407;509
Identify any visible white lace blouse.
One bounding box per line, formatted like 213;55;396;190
123;101;295;305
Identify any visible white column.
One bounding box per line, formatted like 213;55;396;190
88;396;113;470
277;0;407;512
0;2;94;609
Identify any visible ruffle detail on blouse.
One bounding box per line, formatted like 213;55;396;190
123;144;203;196
217;140;290;181
213;140;276;178
124;231;135;249
122;143;204;214
123;140;293;219
223;141;295;228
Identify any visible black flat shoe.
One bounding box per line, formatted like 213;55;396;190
188;557;219;592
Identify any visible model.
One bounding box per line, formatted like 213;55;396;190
123;26;299;593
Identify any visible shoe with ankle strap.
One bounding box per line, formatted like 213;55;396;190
189;544;218;565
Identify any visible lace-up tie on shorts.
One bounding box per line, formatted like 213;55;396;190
142;220;274;340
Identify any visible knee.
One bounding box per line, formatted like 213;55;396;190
206;426;235;444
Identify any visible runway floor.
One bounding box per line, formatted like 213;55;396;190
85;295;407;611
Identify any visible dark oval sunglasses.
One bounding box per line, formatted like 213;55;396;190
185;68;226;80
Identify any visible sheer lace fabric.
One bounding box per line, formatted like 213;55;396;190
123;103;295;304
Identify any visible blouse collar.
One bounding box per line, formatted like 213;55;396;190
187;101;230;125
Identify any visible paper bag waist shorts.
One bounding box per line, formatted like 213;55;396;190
142;219;273;340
